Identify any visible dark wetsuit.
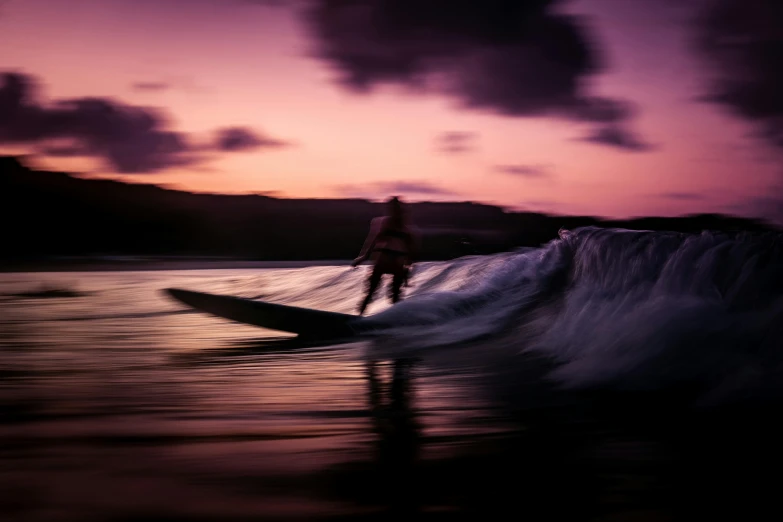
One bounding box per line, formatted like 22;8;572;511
374;228;411;257
359;221;414;314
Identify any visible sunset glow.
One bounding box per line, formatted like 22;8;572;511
2;0;781;222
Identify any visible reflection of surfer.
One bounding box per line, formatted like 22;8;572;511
352;196;419;315
366;358;420;512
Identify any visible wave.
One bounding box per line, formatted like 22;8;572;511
365;226;783;405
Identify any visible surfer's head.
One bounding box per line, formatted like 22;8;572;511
387;196;404;223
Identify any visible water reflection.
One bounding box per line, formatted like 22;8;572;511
175;335;344;363
366;357;421;514
5;267;783;521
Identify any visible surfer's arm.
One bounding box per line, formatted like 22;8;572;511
353;217;383;265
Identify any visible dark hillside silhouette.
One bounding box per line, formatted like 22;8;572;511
0;156;775;266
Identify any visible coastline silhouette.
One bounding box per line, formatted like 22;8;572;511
1;155;774;269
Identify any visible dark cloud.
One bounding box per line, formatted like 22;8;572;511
0;72;198;173
751;195;783;226
494;164;550;178
435;131;477;153
659;192;706;201
132;76;211;95
0;71;289;173
335;180;457;198
303;0;648;148
213;127;292;152
38;143;92;158
376;180;456;195
242;0;290;6
514;199;572;214
693;0;783;150
131;82;170;92
578;125;655;152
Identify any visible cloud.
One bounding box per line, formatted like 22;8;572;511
692;0;783;150
213;126;292;152
335;180;457;199
513;199;574;214
578;125;655;152
376;181;456;196
0;72;198;173
302;0;649;149
131;82;170;92
725;191;783;226
242;0;290;6
659;192;706;201
131;76;211;95
494;164;551;178
0;71;289;173
435;131;477;154
38;143;92;158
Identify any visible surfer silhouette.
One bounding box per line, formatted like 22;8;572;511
352;196;418;315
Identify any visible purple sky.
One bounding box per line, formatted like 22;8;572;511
1;0;781;223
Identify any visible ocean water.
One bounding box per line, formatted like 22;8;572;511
2;226;782;521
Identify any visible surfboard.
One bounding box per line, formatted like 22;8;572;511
164;288;367;339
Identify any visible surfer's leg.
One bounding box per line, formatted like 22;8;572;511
367;360;382;411
390;270;404;304
359;268;383;315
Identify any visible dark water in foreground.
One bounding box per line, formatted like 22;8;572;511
2;227;783;521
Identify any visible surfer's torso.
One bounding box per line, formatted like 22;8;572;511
373;217;413;257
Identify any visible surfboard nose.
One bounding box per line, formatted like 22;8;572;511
161;287;363;338
164;288;208;310
163;288;187;304
164;288;188;300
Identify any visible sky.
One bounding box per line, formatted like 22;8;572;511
1;0;781;223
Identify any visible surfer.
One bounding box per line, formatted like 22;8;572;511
352;196;418;315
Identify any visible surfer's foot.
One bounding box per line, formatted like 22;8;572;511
358;297;371;315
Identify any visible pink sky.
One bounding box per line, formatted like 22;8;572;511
1;0;780;221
